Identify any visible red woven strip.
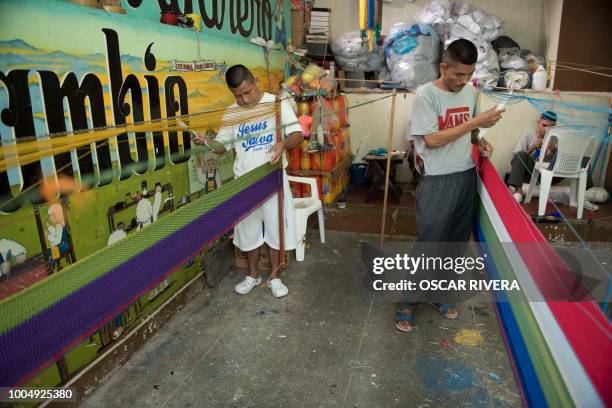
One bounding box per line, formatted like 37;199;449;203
475;150;612;405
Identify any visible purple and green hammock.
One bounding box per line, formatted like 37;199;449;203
0;164;283;387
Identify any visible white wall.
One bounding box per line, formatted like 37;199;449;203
317;0;609;181
315;0;547;53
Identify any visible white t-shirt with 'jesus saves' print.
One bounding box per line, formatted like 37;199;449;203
216;92;302;177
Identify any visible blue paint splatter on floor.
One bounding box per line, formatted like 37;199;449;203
416;356;475;390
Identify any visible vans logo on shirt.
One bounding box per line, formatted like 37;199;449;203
438;107;470;130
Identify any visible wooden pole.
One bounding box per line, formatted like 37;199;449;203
379;88;397;248
275;96;286;268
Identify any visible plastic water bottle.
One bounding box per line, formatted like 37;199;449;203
532;65;547;90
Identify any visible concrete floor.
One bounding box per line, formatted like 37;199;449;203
83;231;521;408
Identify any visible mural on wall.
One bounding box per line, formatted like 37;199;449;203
0;0;290;387
188;147;234;195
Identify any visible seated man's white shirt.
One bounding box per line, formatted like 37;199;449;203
513;133;535;154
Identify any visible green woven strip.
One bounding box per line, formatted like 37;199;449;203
478;208;574;407
0;163;278;334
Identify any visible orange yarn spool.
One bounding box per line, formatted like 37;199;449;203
300;141;311;170
322;147;336;171
288;147;301;170
310;152;322;171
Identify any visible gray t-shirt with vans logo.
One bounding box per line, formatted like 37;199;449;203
410;82;478;176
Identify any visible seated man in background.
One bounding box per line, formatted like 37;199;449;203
506;110;597;209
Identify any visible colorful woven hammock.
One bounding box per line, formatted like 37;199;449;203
475;150;611;407
0;164;282;386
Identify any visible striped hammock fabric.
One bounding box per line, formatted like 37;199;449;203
0;164;282;386
475;150;611;407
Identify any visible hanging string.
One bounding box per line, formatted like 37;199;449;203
0;102;280;172
0;94;393;213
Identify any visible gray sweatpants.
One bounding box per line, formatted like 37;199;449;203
401;167;477;305
415;167;477;243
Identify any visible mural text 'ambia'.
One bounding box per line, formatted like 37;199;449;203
0;0;288;389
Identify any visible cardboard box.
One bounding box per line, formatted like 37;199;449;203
291;10;306;47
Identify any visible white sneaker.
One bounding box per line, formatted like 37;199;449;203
268;278;288;298
508;185;517;194
513;192;523;203
234;276;261;295
584;200;599;211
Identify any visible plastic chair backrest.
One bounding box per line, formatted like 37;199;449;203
540;126;595;176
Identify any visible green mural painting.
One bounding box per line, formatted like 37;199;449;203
0;0;289;388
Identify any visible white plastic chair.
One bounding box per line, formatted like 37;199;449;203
525;126;595;219
286;175;325;261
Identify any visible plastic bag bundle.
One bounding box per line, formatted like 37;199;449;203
423;0;504;53
389;34;438;64
450;14;481;40
334;54;368;72
472;41;499;87
330;31;369;59
471;9;503;41
384;23;439;89
499;69;531;89
492;35;520;52
331;30;383;72
364;50;385;71
390;61;438;91
414;0;451;26
498;47;528;70
334;51;384;72
520;49;546;72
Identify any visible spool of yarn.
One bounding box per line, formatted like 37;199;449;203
585;187;608;203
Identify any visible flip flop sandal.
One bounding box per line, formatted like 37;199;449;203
395;308;415;332
429;303;458;320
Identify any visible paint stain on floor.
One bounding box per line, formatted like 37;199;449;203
416;356;475;391
454;329;484;347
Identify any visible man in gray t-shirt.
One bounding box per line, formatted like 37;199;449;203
395;39;504;333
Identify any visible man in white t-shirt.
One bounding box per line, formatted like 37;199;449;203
506;110;596;208
193;65;303;298
506;111;557;202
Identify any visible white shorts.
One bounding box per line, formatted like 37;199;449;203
233;175;297;252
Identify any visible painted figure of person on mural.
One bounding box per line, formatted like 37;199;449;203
274;0;286;48
45;203;70;271
192;65;303;298
196;151;223;193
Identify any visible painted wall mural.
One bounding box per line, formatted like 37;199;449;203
0;0;289;387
